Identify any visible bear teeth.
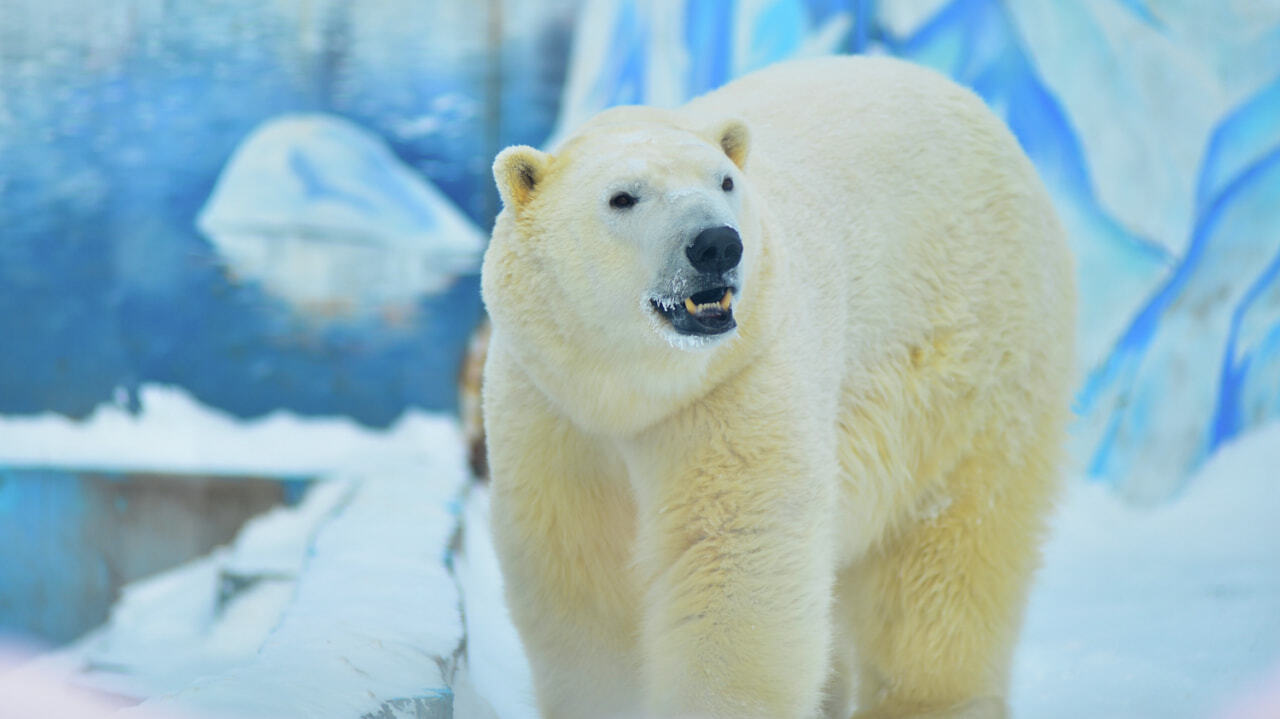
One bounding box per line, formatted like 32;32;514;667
683;290;733;315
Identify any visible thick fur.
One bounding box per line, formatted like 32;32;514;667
481;56;1075;719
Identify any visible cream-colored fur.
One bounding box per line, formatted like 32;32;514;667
481;55;1075;719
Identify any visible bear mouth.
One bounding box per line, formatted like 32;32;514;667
650;286;737;336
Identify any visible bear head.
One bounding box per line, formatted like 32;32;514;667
485;108;758;363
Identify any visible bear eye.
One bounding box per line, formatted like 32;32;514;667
609;192;637;210
721;176;734;192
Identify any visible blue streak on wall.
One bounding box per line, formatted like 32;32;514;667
1211;150;1280;447
1215;244;1280;445
598;1;649;109
685;2;734;95
1196;76;1280;212
742;1;806;75
1115;0;1163;28
891;0;1169;266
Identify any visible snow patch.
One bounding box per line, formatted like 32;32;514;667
0;384;451;476
1013;422;1280;718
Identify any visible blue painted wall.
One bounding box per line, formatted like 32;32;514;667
0;3;570;425
2;0;1278;498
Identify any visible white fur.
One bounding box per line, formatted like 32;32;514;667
482;56;1075;719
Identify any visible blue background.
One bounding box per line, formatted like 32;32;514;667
2;1;1278;497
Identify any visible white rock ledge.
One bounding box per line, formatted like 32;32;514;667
123;442;470;719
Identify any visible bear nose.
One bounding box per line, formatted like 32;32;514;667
686;226;743;274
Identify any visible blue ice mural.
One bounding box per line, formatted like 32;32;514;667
2;0;1278;502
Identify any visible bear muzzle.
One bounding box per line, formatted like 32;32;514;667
650;285;737;336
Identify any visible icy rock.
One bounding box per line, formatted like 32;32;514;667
1198;79;1280;212
1205;79;1280;451
1003;3;1203;250
48;479;354;701
196;114;484;314
126;436;470;719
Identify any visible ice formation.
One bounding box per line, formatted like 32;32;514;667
196;115;484;315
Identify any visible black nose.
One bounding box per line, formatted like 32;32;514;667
686;226;743;274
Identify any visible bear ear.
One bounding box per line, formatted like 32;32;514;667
707;118;750;170
493;145;552;211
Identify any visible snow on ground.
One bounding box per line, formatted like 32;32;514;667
0;384;447;476
1013;423;1280;719
123;442;468;719
453;489;536;719
1;389;470;718
458;423;1280;719
4;386;1276;717
33;480;355;702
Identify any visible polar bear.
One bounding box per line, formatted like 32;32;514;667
480;55;1075;719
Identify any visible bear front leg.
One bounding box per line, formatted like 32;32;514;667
484;355;642;719
626;385;837;719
